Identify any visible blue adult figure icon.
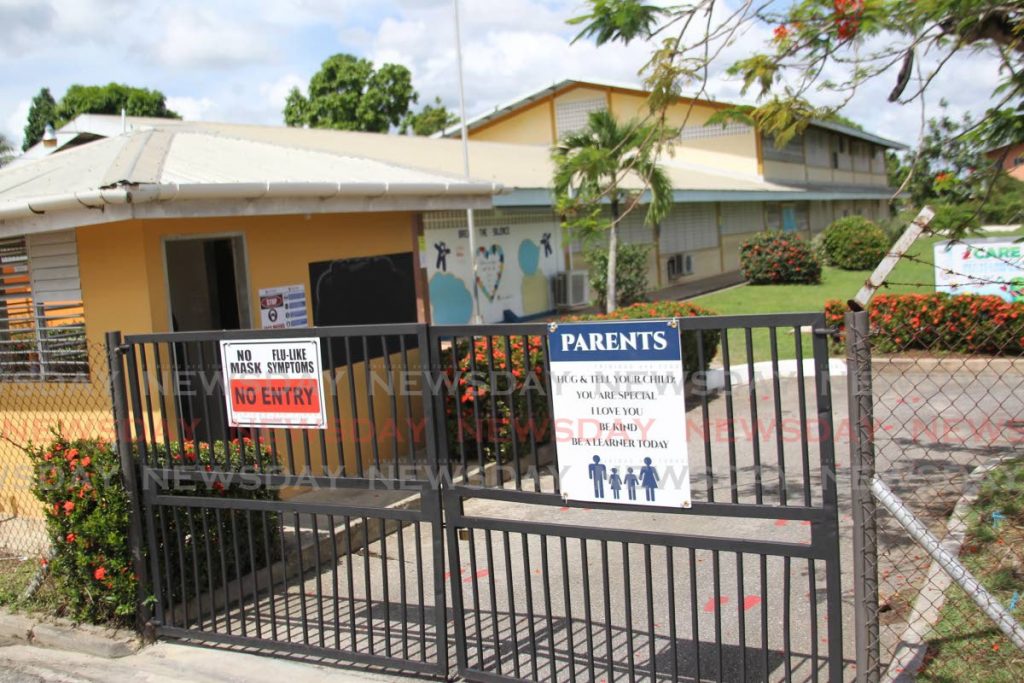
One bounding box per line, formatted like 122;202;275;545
588;455;607;498
639;456;660;502
609;467;622;500
624;467;638;501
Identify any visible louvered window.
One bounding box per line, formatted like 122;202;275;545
555;97;607;139
0;231;88;382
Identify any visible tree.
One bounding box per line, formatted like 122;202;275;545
22;87;57;151
54;83;179;126
552;110;674;312
284;54;417;133
400;97;459;136
569;1;1023;181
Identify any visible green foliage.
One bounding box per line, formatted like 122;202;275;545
552;110;674;311
566;300;722;378
825;293;1024;355
929;203;982;235
739;232;821;284
587;243;651;310
23;87;57;150
28;432;278;626
284;54;417;133
400;97;458;136
821;216;890;270
54;84;179;126
570;0;1023;165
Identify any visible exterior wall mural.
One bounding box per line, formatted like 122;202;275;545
426;218;563;324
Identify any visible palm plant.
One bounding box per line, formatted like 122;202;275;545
552;110;674;313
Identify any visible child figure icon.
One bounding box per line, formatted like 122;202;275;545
609;467;622;499
624;467;638;501
639;457;660;502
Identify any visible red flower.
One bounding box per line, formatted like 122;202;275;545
773;24;790;42
66;533;76;543
94;567;107;581
65;448;79;461
62;500;75;515
80;456;91;468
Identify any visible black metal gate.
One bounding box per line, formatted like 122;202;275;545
108;312;844;682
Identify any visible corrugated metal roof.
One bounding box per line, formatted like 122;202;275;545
436;77;907;150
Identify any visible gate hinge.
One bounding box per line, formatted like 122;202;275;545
813;326;839;337
115;344;130;356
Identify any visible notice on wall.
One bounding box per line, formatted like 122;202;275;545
934;238;1024;302
259;284;308;329
219;338;327;429
548;320;691;508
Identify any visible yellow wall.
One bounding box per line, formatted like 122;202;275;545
658;246;723;285
469;99;554;145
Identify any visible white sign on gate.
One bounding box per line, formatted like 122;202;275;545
934;238;1024;302
548;320;691;508
219;338;327;429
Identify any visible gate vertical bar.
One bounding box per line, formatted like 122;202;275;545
846;310;880;682
106;331;152;634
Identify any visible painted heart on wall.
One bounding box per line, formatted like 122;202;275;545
474;244;505;302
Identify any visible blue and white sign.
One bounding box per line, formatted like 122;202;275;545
934;238;1024;302
548;320;691;508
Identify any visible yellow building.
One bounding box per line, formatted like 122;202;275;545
0;125;498;534
436;78;904;307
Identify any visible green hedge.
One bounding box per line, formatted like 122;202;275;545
822;216;889;270
29;433;278;625
825;293;1024;354
587;243;651;310
739;232;821;284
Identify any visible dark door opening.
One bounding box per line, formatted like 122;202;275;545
164;236;249;443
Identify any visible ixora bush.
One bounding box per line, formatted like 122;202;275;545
739;232;821;284
567;300;722;378
825;293;1024;354
821;216;889;270
28;433;278;625
588;243;651;311
445;335;550;463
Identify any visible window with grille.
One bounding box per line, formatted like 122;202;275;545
554;97;607;139
761;133;805;164
0;232;88;382
660;203;718;252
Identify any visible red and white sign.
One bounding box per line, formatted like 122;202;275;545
219;338;327;429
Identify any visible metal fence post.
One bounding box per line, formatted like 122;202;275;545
105;331;152;634
847;310;880;682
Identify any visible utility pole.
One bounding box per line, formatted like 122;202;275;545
453;0;482;324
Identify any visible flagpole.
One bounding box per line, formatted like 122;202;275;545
453;0;482;324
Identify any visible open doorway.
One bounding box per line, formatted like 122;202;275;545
164;235;250;443
165;236;249;331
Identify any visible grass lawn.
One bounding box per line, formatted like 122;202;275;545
916;458;1024;681
0;557;39;606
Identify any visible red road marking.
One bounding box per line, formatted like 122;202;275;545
703;596;729;612
775;519;788;527
743;595;762;611
464;569;489;583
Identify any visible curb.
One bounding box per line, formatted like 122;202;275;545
0;609;141;658
882;457;1014;682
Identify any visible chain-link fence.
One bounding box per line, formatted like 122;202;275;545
0;340;114;560
844;228;1024;681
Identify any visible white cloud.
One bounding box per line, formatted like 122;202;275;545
149;6;276;68
3;98;31;151
165;95;216;121
259;73;306;112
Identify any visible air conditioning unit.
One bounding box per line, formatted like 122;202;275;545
553;270;589;309
666;253;694;281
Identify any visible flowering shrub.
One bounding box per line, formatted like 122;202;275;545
28;432;279;625
567;300;721;378
821;216;889;270
445;335;550;464
740;231;821;284
825;293;1024;354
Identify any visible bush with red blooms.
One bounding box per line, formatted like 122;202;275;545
825;293;1024;355
740;231;822;285
28;433;278;625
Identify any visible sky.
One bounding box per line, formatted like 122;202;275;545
0;0;1002;152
